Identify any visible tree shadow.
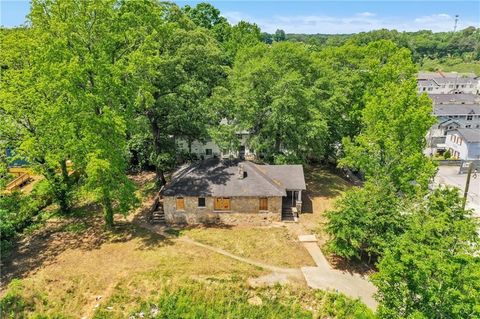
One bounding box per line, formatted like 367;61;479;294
327;254;377;277
299;165;353;214
0;203;176;290
304;165;352;198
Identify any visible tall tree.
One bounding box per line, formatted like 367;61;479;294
373;188;480;319
182;2;227;29
339;79;436;194
274;29;286;42
312;40;423;161
326;178;403;261
0;0;147;226
126;4;226;184
0;26;76;212
222;41;328;163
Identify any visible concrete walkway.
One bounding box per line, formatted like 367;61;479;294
298;235;378;310
133;216;377;310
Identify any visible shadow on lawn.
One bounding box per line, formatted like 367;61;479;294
0;203;174;290
301;166;353;214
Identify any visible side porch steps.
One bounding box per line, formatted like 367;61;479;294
151;209;165;224
282;207;298;222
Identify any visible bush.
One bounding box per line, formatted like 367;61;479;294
443;149;451;159
0;180;52;257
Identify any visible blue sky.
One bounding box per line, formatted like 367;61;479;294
1;1;479;34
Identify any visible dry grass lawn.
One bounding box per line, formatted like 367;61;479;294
184;226;315;268
1;217;265;318
0;168;361;318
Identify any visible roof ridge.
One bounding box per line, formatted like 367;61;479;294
243;161;286;194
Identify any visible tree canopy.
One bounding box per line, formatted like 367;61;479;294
373;188;480;319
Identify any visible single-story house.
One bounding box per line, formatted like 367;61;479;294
161;158;306;224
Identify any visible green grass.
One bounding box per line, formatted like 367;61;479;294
419;58;480;75
92;280;375;319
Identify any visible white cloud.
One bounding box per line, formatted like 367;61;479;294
357;12;376;18
221;11;478;34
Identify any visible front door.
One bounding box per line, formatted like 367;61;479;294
282;191;296;208
239;145;246;159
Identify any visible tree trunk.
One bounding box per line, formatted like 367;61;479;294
148;113;167;186
46;165;70;214
61;159;69;184
103;194;114;228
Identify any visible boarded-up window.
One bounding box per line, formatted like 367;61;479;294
259;197;268;211
176;197;185;210
214;197;230;211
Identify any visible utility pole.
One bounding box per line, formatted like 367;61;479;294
454;14;459;32
462;162;477;210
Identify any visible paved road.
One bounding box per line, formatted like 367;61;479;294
434;165;480;217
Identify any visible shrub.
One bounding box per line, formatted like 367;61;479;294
0;180;52;258
443;149;451;159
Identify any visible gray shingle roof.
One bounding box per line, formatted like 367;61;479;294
162;159;306;197
429;94;480;105
452;128;480;143
418;71;477;80
433;104;480;116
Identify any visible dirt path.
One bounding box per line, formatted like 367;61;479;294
180;236;302;275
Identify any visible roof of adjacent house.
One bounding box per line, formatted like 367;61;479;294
162;159;306;197
418;71;478;80
429;94;480;105
450;128;480;143
433;104;480;116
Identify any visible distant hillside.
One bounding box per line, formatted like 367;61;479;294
419;58;480;76
263;27;480;66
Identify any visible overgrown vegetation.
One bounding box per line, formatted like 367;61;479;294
373;188;480;319
0;181;52;256
95;282;375;319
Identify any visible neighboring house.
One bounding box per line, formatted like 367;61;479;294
176;132;253;160
161;158;306;224
417;71;479;94
429;93;480;105
176;119;253;160
425;103;480;155
445;128;480;160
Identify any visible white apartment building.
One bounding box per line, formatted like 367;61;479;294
425;103;480;156
417;71;479;95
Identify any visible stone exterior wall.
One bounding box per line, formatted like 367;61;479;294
163;196;282;225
